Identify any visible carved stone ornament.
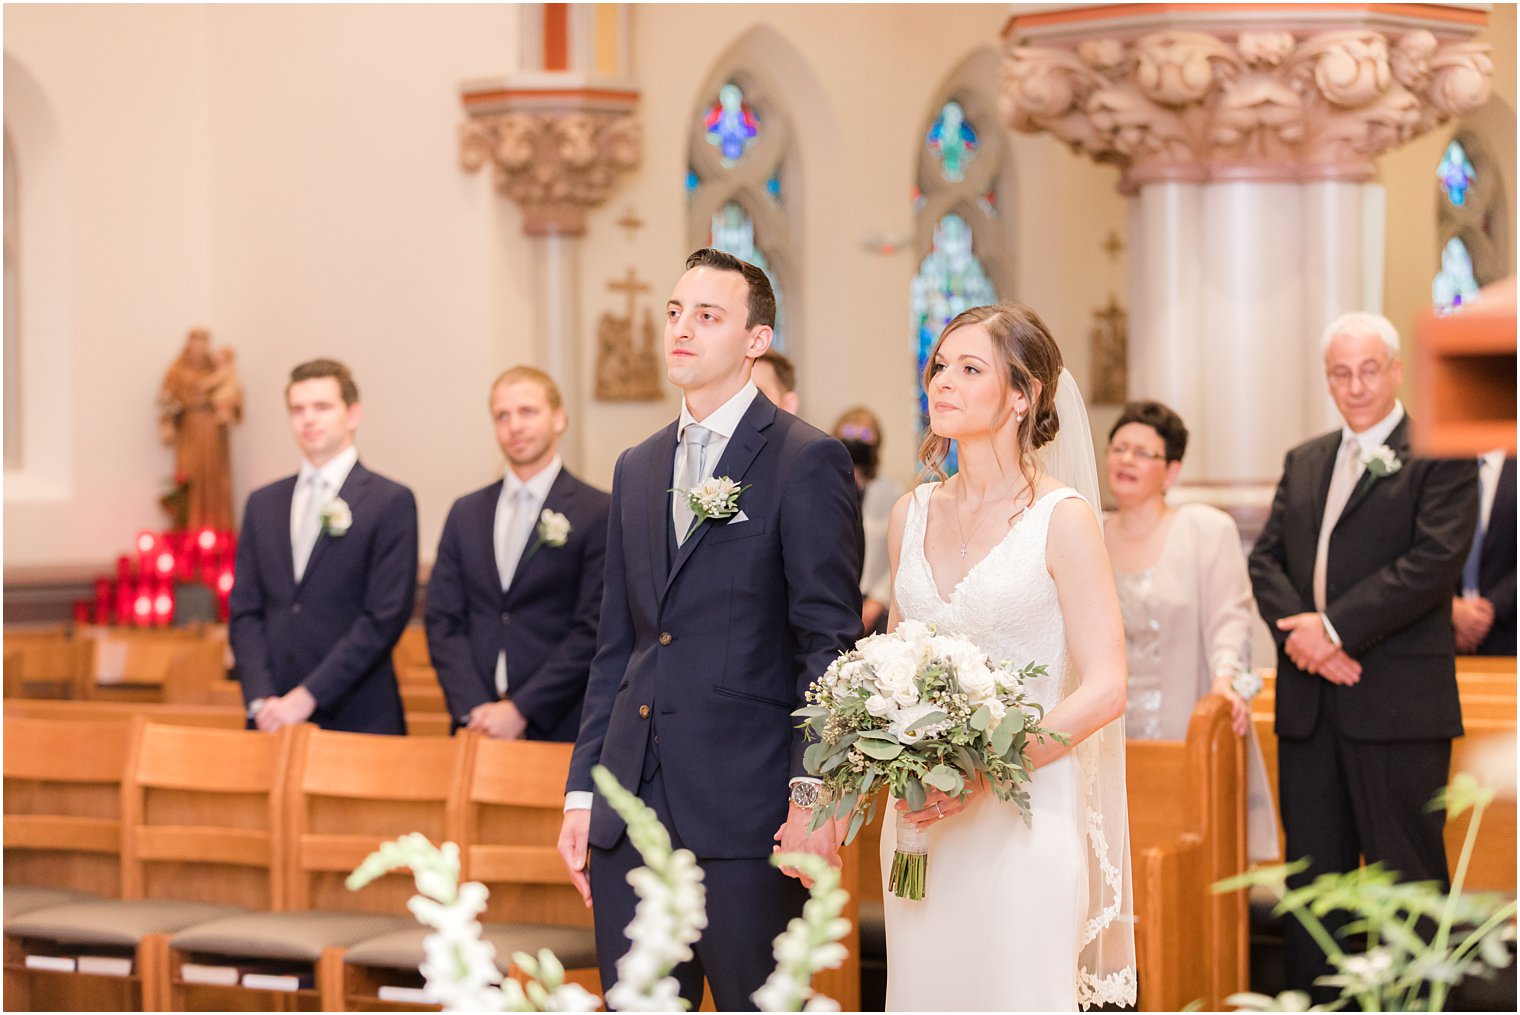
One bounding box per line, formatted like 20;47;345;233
595;308;663;401
460;109;641;235
1001;12;1493;189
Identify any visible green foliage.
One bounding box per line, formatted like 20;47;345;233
1214;782;1516;1012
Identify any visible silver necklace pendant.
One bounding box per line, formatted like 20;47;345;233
959;544;968;558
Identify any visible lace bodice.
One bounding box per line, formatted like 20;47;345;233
894;483;1085;713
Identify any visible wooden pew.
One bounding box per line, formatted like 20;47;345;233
4;696;456;737
164;726;471;1011
1128;694;1247;1012
2;627;92;699
1251;659;1517;892
6;720;294;1012
3;716;135;899
3;717;135;1012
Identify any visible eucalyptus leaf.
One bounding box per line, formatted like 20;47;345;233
923;764;960;793
846;808;865;845
857;739;903;761
905;710;949;733
989;716;1015;757
970;704;992;732
905;776;926;812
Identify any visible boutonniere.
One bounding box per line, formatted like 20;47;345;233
520;508;571;567
1361;444;1403;478
537;509;571;548
321;496;352;537
673;476;748;537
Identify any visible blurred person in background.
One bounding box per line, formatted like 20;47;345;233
834;406;904;635
1103;399;1277;862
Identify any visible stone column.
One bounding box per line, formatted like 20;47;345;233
1000;4;1493;504
459;4;640;469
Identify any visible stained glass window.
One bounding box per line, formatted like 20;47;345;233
926;100;979;183
704;82;760;165
1432;236;1480;314
710;201;786;350
911;214;997;471
1438;139;1476;207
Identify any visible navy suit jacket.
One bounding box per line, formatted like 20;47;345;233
568;393;864;858
1475;457;1516;656
229;460;418;735
425;467;611;741
1249;416;1477;743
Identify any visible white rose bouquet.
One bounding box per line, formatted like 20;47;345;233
795;620;1062;900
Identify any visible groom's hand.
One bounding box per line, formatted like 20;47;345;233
557;809;593;908
773;803;840;887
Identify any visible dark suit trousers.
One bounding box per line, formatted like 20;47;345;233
588;742;807;1012
1278;687;1451;1002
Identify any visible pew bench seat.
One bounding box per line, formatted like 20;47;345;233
345;921;597;974
5;900;243;950
2;887;97;922
171;909;410;965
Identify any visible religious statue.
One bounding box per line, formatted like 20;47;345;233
158;327;241;531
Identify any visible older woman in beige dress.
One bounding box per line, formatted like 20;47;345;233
1103;400;1278;861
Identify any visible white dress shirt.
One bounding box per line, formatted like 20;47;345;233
564;383;761;814
671;381;759;521
493;457;562;696
1319;401;1404;646
1476;449;1505;538
291;445;359;578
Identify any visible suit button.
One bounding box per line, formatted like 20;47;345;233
291;603;302;615
501;612;511;625
638;705;651;718
659;632;672;645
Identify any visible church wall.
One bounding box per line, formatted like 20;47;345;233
575;3;1127;499
4;3;216;568
5;3;1508;573
3;3;522;568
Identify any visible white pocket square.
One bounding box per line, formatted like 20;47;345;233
730;510;750;524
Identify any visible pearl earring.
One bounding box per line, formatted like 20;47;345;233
1017;412;1025;423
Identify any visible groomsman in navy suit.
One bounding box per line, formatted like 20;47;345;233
230;359;418;735
1451;451;1516;656
558;249;863;1010
425;367;610;741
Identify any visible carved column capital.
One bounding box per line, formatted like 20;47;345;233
1000;5;1492;190
459;84;641;235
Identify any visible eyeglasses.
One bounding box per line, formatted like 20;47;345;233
1107;444;1167;463
1327;360;1391;389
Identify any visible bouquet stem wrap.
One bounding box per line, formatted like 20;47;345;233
889;811;929;901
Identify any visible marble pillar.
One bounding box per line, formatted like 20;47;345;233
1000;3;1494;501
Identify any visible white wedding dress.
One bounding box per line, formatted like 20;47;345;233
882;482;1135;1012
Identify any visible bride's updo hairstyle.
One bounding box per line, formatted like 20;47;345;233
918;302;1064;491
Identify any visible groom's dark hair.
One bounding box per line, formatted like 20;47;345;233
686;248;776;330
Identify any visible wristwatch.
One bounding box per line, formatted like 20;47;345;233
246;698;266;721
789;780;823;809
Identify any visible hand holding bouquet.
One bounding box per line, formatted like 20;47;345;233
794;619;1064;900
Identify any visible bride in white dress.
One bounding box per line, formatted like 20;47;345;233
881;304;1137;1011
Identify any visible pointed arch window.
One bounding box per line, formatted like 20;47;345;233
911;70;1011;471
687;75;797;353
1434;130;1508;314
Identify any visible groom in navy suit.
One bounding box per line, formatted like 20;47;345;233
559;249;863;1010
426;366;610;741
230;358;418;735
